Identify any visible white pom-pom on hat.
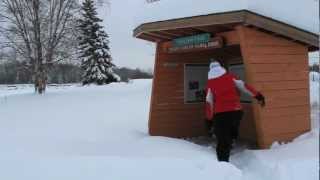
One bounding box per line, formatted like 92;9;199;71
208;61;226;79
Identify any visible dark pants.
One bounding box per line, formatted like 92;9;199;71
211;110;243;162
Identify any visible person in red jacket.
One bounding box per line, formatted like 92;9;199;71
205;61;265;162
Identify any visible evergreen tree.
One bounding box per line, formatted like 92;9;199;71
78;0;120;85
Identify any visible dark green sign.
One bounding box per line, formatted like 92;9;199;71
173;33;211;47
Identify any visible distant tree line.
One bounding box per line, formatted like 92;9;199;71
114;67;153;82
309;63;319;72
0;61;152;84
0;61;81;84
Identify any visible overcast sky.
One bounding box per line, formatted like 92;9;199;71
98;0;319;69
98;0;155;70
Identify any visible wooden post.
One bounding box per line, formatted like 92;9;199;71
149;43;161;135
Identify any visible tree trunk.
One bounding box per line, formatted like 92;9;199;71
0;0;80;93
33;0;46;94
34;65;47;94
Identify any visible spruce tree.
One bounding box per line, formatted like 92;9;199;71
78;0;120;85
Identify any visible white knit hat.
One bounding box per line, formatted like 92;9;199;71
208;61;226;79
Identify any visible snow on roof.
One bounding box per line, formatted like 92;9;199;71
135;0;319;35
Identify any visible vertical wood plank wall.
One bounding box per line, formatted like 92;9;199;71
149;47;213;137
149;31;256;140
149;41;255;139
237;26;311;148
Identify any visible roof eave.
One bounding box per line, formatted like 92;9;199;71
133;10;246;37
133;10;319;50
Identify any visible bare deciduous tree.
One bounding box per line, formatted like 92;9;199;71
0;0;80;93
146;0;160;3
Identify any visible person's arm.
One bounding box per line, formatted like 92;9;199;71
232;76;266;107
206;87;214;107
205;87;215;120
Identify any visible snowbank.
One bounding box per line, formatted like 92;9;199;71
189;133;319;180
310;72;320;128
0;78;318;179
0;81;241;180
0;84;76;97
233;129;319;180
135;0;319;34
310;71;320;82
310;72;319;106
0;156;242;180
309;52;320;65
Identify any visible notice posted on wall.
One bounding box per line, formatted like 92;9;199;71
184;64;209;103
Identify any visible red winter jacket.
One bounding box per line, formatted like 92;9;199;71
206;73;258;118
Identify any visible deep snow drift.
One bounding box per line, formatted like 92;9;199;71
0;75;318;180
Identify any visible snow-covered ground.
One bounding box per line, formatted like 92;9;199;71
0;74;318;180
310;72;320;128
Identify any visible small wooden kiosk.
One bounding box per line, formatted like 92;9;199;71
133;10;319;148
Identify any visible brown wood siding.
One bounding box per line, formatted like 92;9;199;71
149;32;248;138
237;26;311;148
149;47;212;138
239;103;257;142
149;31;258;143
149;31;256;142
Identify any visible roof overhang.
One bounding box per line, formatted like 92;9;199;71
134;10;319;51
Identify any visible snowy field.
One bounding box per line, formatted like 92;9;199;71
0;74;319;180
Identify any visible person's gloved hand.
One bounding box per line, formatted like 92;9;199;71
255;92;265;107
